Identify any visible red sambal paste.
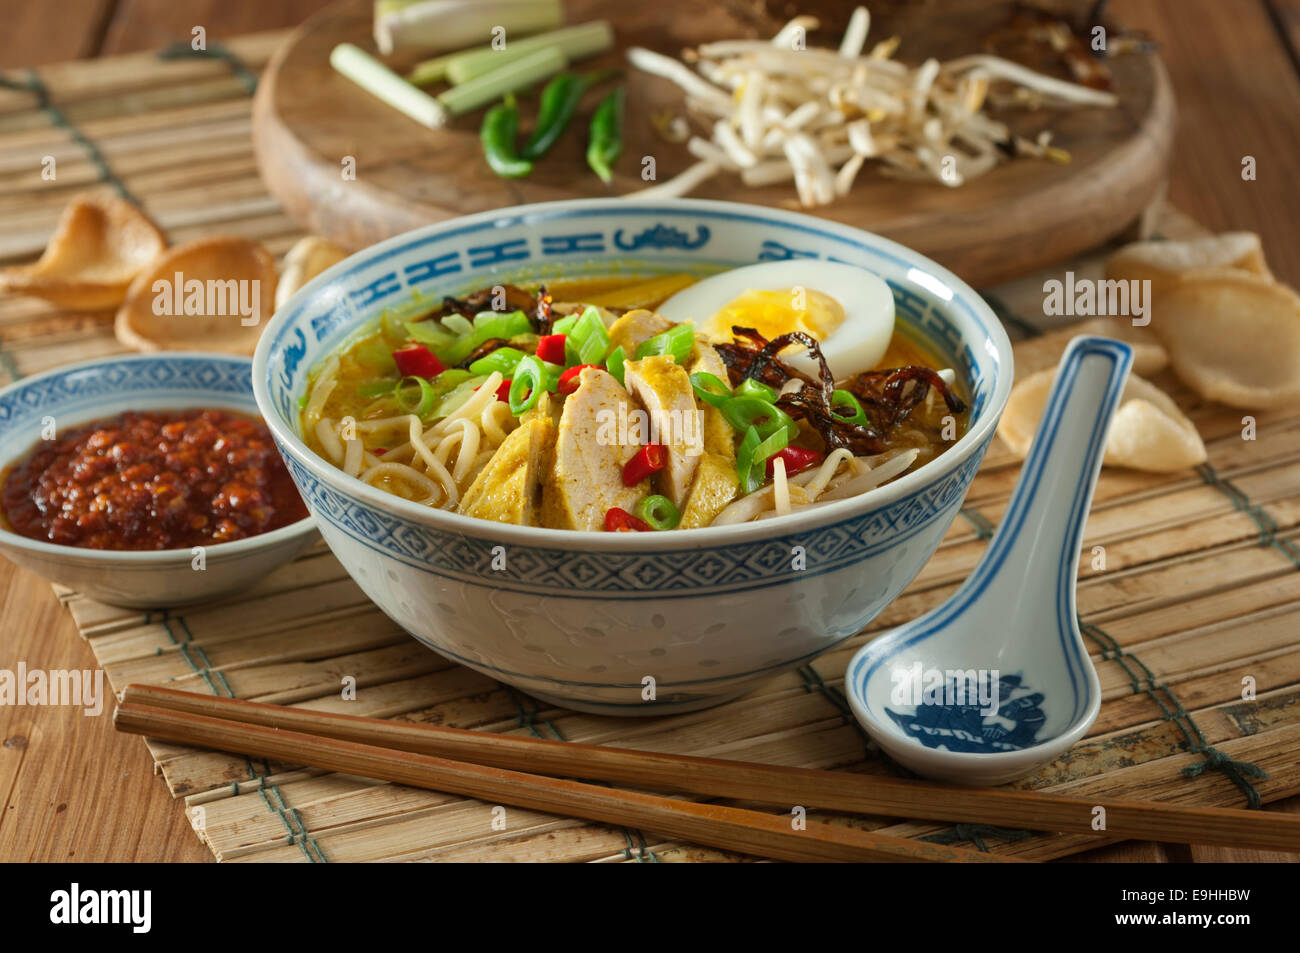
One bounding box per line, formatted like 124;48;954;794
1;409;308;551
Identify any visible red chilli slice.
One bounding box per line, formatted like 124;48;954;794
604;507;650;532
766;446;823;477
558;364;600;395
536;334;567;365
622;443;666;487
392;343;445;378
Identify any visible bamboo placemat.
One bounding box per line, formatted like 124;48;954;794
3;34;1299;862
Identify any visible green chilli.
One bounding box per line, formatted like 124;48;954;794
586;86;625;183
479;95;533;178
520;72;596;161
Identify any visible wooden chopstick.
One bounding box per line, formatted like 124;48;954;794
120;684;1300;852
113;699;1016;863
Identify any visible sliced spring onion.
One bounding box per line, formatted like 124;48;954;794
605;345;626;387
509;355;547;415
472;309;530;335
720;395;797;442
735;426;762;494
635;322;695;365
353;335;400;374
439;310;533;367
469;346;526;376
393;375;438;416
550;312;581;335
735;378;778;402
689;371;731;408
405;320;456;351
636;494;681;531
437;47;568;118
441;314;473;336
735;425;790;494
431;375;485;418
830;389;870;426
566;306;612;366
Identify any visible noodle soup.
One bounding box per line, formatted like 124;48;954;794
301;272;967;532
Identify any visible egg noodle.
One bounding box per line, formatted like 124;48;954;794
307;367;517;509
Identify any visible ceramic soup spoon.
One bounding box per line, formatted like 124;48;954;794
846;335;1133;785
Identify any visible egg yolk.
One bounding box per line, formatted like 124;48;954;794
699;288;845;346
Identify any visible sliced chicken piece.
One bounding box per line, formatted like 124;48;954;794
458;416;554;526
607;308;674;355
622;355;703;508
541;367;643;531
678;453;738;529
689;342;736;460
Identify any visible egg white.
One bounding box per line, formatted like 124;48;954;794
657;260;895;380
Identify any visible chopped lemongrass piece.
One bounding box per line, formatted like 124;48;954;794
406;53;455;87
330;43;448;128
439;21;614;85
437;47;567;117
374;0;562;56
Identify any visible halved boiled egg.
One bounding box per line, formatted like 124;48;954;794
657;260;895;379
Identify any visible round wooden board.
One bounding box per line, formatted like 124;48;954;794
253;0;1175;288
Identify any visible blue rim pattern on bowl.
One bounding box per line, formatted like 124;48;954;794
278;433;992;599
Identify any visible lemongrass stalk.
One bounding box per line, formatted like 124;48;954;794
407;21;611;88
436;46;566;116
444;21;613;85
407;52;457;87
331;43;448;128
375;0;563;56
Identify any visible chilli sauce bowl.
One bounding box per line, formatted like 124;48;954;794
0;352;318;608
254;198;1013;714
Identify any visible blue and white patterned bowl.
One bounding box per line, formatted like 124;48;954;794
253;199;1013;714
0;353;318;608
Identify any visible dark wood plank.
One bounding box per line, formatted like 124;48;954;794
1266;0;1300;69
0;0;115;67
99;0;333;54
1112;0;1300;283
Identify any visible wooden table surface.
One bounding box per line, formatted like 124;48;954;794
1;0;1298;864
